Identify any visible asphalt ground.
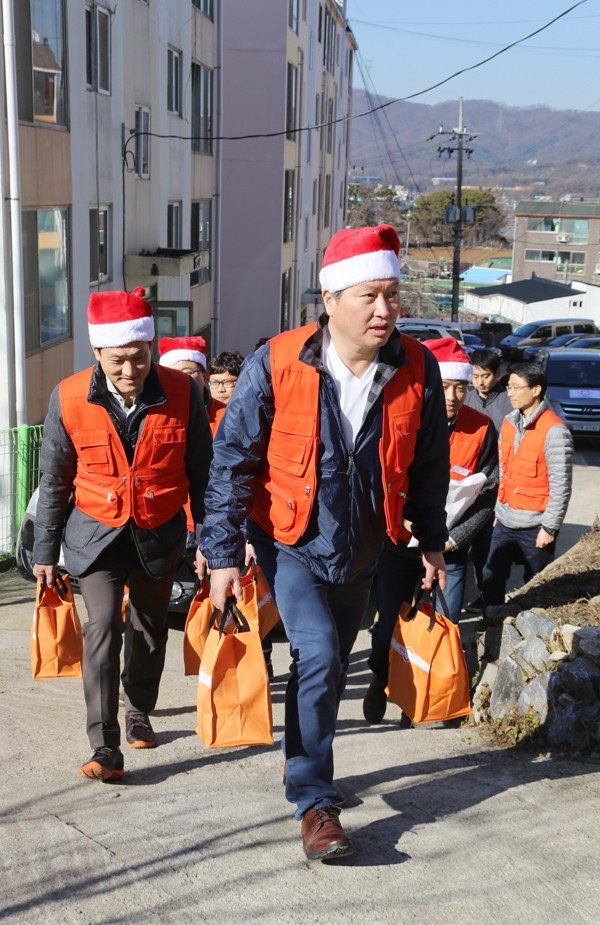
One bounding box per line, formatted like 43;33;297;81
1;438;599;924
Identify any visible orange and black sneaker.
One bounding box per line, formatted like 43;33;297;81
125;712;157;748
79;746;124;781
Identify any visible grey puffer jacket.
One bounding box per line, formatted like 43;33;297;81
495;400;574;532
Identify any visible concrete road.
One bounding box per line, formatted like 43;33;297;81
1;445;599;924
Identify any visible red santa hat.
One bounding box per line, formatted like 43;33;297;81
319;224;401;293
158;336;207;370
88;287;154;348
423;337;473;382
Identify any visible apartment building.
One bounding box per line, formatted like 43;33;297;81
1;0;215;428
513;200;600;287
219;0;356;356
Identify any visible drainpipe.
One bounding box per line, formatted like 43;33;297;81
211;0;223;354
292;48;303;328
2;0;27;425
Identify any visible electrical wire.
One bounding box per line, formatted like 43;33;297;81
122;1;587;153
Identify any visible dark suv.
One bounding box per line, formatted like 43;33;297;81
539;349;600;435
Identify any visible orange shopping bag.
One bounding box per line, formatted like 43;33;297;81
237;560;281;639
31;574;83;680
183;562;280;675
196;597;274;748
386;583;472;724
183;579;214;675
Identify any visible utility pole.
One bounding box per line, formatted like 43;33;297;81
438;99;481;323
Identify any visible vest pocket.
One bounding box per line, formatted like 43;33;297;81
392;409;420;472
268;429;314;478
150;426;187;470
513;451;538;478
72;429;115;475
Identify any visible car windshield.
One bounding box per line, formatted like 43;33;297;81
514;323;540;336
397;328;437;340
547;357;600;387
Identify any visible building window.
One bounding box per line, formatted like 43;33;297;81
304;215;309;252
23;208;70;352
283;170;294;243
168;48;181;115
190;200;211;286
318;4;323;42
526;216;559;232
310;261;314;288
281;269;291;332
559;218;589;244
286;63;297;141
339;179;344;208
89;206;111;283
557;251;586;272
327;98;333;153
288;0;298;33
324;175;331;228
309;32;314;70
167;202;182;249
135;106;150;178
347;49;353;90
25;0;68;124
312;178;317;216
302;0;307;21
192;62;213;154
192;0;213;19
306;123;312;164
322;7;330;66
85;4;110;94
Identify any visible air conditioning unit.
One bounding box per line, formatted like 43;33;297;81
594;265;600;275
557;234;571;243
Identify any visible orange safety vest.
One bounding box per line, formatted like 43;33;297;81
60;365;190;530
498;406;566;512
449;403;489;481
251;323;425;545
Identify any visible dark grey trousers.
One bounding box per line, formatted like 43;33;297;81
78;529;176;749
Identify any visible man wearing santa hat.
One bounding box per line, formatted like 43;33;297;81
33;288;212;781
198;225;450;860
364;337;498;726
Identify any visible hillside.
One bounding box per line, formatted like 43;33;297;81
349;91;600;196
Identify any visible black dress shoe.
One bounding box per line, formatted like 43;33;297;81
363;673;388;724
302;806;353;860
125;712;157;748
80;746;124;781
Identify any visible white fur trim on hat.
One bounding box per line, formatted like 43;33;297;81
159;348;207;369
319;250;401;292
88;315;155;348
438;361;473;382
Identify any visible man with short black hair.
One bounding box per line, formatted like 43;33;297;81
206;351;244;406
463;347;513;609
482;362;574;607
465;348;512;437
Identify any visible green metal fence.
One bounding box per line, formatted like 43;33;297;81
0;426;44;565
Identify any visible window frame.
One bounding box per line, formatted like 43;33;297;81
134;106;151;178
286;62;297;142
167;47;182;116
190;199;211;286
288;0;298;33
89;204;112;285
167;201;182;249
192;0;213;20
283;170;295;243
86;3;111;95
23;206;72;354
191;61;213;155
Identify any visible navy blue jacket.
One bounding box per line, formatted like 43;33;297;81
200;320;449;584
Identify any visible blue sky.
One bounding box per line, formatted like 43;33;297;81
345;0;600;112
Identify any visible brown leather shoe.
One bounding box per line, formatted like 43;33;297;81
301;806;353;860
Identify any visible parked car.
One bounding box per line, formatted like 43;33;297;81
462;332;502;360
534;337;600;363
395;319;464;344
522;333;591;360
538;349;600;435
16;488;199;613
499;319;598;361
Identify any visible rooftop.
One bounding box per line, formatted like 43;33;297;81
514;200;600;218
467;275;577;304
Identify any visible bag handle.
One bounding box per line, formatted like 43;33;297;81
239;557;258;583
38;573;69;605
38;576;47;606
208;596;251;638
407;580;450;633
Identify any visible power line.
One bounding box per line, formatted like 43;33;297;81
122;1;587;151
